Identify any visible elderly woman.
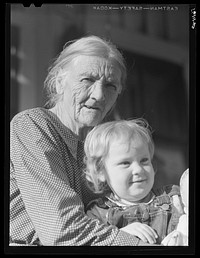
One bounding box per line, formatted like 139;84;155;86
10;35;158;246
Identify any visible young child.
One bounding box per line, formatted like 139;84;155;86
162;169;189;246
83;119;187;245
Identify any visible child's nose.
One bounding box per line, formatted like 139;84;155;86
131;163;143;175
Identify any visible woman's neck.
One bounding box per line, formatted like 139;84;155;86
49;104;92;141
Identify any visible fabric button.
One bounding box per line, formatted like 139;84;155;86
160;204;170;211
142;210;149;221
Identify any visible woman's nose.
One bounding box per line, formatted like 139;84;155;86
90;82;105;101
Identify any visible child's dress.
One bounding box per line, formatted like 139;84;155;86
86;185;184;244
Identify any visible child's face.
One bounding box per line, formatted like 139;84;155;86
104;136;155;202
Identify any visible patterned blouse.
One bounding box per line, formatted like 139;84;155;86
10;107;142;246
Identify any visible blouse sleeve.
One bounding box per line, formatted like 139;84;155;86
10;111;140;246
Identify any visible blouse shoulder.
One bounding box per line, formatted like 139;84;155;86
10;107;79;158
11;107;52;123
10;108;56;140
11;107;65;133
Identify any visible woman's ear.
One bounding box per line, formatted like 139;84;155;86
56;70;68;94
56;77;64;94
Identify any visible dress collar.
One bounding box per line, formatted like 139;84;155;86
106;192;155;208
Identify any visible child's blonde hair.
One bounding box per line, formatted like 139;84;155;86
84;118;154;193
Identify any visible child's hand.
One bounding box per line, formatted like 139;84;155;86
120;222;158;244
161;230;186;246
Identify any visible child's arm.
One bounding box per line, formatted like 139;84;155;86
162;169;189;246
161;230;183;246
162;212;188;246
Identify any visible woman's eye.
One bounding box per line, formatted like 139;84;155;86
81;78;93;83
106;83;117;91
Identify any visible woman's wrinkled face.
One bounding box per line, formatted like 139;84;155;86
60;55;122;127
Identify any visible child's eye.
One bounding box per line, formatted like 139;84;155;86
119;161;130;167
141;158;150;164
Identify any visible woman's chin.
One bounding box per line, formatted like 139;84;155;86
79;115;103;127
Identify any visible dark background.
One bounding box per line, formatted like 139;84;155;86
10;4;190;188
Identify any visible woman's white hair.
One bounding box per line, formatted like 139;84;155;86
83;118;155;193
44;35;127;108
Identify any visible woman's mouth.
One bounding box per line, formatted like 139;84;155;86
84;104;102;111
84;105;98;109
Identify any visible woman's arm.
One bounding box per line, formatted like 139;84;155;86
10;110;142;246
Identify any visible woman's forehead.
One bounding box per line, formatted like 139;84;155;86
72;55;121;78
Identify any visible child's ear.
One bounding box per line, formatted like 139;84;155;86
152;159;157;174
